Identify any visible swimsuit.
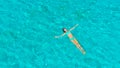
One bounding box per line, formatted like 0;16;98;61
66;31;75;40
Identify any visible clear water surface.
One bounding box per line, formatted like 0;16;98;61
0;0;120;68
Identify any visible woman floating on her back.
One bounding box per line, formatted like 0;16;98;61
55;24;86;54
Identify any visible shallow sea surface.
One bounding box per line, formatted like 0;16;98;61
0;0;120;68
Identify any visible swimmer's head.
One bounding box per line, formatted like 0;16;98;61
63;28;67;33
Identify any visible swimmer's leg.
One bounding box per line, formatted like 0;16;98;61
71;39;86;54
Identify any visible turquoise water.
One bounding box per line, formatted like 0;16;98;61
0;0;120;68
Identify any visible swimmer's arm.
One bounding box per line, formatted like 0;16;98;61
69;24;79;31
55;33;65;38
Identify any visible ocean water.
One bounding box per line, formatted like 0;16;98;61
0;0;120;68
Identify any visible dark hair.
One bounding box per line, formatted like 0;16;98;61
62;28;67;33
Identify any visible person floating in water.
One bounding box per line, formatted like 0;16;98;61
55;24;86;54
